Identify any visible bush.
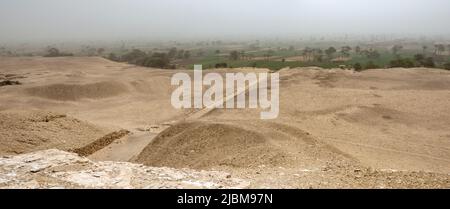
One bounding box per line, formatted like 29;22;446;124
366;50;380;59
353;63;363;72
107;53;119;61
443;62;450;70
43;47;73;57
120;49;147;64
109;50;171;69
168;47;177;58
422;57;435;68
414;54;425;63
141;53;171;69
365;61;379;69
229;51;239;60
215;63;228;68
389;58;415;68
183;51;191;59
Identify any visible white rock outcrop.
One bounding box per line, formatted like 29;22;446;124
0;149;249;189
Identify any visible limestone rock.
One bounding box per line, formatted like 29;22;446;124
0;149;249;189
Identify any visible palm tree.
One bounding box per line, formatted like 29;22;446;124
355;46;361;54
391;45;403;56
239;51;246;60
309;48;323;61
434;44;445;56
229;51;239;60
302;47;313;61
325;47;337;59
439;44;446;55
422;45;428;55
340;46;352;58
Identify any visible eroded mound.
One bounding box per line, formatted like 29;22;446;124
0;110;109;155
134;122;287;169
25;81;128;101
336;106;410;124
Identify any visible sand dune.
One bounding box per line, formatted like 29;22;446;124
25;81;128;101
134;122;288;169
0;110;109;155
1;57;450;188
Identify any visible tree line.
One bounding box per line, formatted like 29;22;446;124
107;47;191;69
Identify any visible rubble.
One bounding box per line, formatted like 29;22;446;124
0;149;249;189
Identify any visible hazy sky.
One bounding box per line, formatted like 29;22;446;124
1;0;450;42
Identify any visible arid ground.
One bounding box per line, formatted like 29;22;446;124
1;57;449;188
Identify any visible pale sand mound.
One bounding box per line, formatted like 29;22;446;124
0;110;110;155
25;81;128;101
134;122;288;169
335;105;415;126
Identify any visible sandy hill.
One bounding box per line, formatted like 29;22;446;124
1;57;450;188
0;109;109;155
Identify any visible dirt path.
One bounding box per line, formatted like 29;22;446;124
88;78;260;162
88;132;157;162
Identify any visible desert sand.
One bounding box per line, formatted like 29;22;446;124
1;57;450;188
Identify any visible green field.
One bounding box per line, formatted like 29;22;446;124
186;50;333;70
108;43;450;71
186;50;421;71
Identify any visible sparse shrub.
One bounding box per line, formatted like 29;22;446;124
97;48;105;55
422;57;435;68
316;55;323;62
353;63;363;72
107;53;119;61
121;49;147;64
113;50;171;69
43;47;73;57
215;63;228;68
176;49;185;59
443;62;450;70
412;54;436;68
366;50;380;59
45;48;59;57
183;50;191;59
414;54;425;63
168;47;177;58
141;53;171;69
355;46;361;54
391;45;403;56
196;51;205;56
389;58;415;68
365;61;379;69
325;47;336;58
340;46;352;57
229;50;239;60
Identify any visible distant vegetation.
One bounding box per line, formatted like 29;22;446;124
215;63;228;68
108;49;172;69
177;42;450;71
3;39;450;71
106;47;195;69
43;48;73;57
444;62;450;70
